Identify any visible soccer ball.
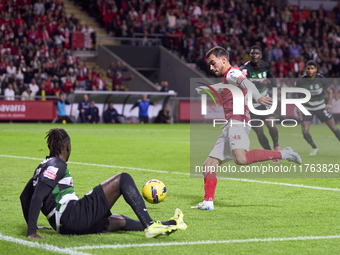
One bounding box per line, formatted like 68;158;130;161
142;179;167;204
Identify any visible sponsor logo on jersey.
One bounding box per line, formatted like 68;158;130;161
43;166;59;180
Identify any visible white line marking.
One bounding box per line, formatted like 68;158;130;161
0;233;93;255
73;235;340;250
1;154;340;191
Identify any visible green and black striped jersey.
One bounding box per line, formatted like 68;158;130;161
294;73;329;111
241;61;276;107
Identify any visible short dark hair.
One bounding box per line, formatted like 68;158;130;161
206;46;229;60
250;45;262;54
306;60;317;67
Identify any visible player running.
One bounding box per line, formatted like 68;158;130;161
241;46;281;163
295;60;340;155
20;128;187;239
192;46;301;210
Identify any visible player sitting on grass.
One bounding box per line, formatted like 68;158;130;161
20;128;187;239
295;60;340;155
192;46;301;211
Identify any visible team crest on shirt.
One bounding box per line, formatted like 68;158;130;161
43;166;59;180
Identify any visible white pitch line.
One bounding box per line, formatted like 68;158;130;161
73;234;340;250
0;233;93;255
1;154;340;191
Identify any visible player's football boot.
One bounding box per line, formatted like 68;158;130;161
309;148;319;156
191;200;214;210
144;221;177;238
281;147;302;164
169;208;187;230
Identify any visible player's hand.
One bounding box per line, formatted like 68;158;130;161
28;234;45;239
257;96;272;107
326;104;332;112
261;79;271;85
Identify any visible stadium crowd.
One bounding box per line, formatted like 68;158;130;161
0;0;105;100
77;0;340;84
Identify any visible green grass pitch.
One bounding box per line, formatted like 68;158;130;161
1;123;340;254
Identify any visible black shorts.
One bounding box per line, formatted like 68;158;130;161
302;108;333;123
250;104;275;120
139;115;149;123
59;185;111;235
249;104;275;126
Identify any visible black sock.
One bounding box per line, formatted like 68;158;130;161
121;215;144;231
257;134;271;150
161;220;176;225
303;133;317;148
119;173;153;228
269;127;279;147
333;129;340;141
121;216;177;231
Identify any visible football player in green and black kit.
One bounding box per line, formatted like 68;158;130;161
295;60;340;155
241;46;281;163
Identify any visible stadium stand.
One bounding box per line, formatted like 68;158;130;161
75;0;340;82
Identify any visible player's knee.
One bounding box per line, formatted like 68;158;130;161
120;172;131;183
233;155;247;165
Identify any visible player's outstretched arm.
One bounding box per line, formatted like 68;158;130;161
240;79;262;102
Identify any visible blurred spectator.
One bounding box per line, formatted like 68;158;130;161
17;80;26;96
54;93;73;123
154;106;171;124
4;83;15;100
289;41;301;59
160;81;169;92
272;44;284;61
130;94;156;124
1;76;10;95
76;63;88;89
23;66;36;86
29;78;39;96
63;75;74;93
104;102;123;124
6;61;16;78
51;82;62;96
21;86;35;101
90;100;100;123
92;73;106;91
36;81;49;101
78;94;91;123
107;70;133;91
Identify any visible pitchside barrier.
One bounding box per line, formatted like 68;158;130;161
67;91;177;123
0;91;177;123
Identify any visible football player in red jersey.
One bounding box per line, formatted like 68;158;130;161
192;46;301;210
